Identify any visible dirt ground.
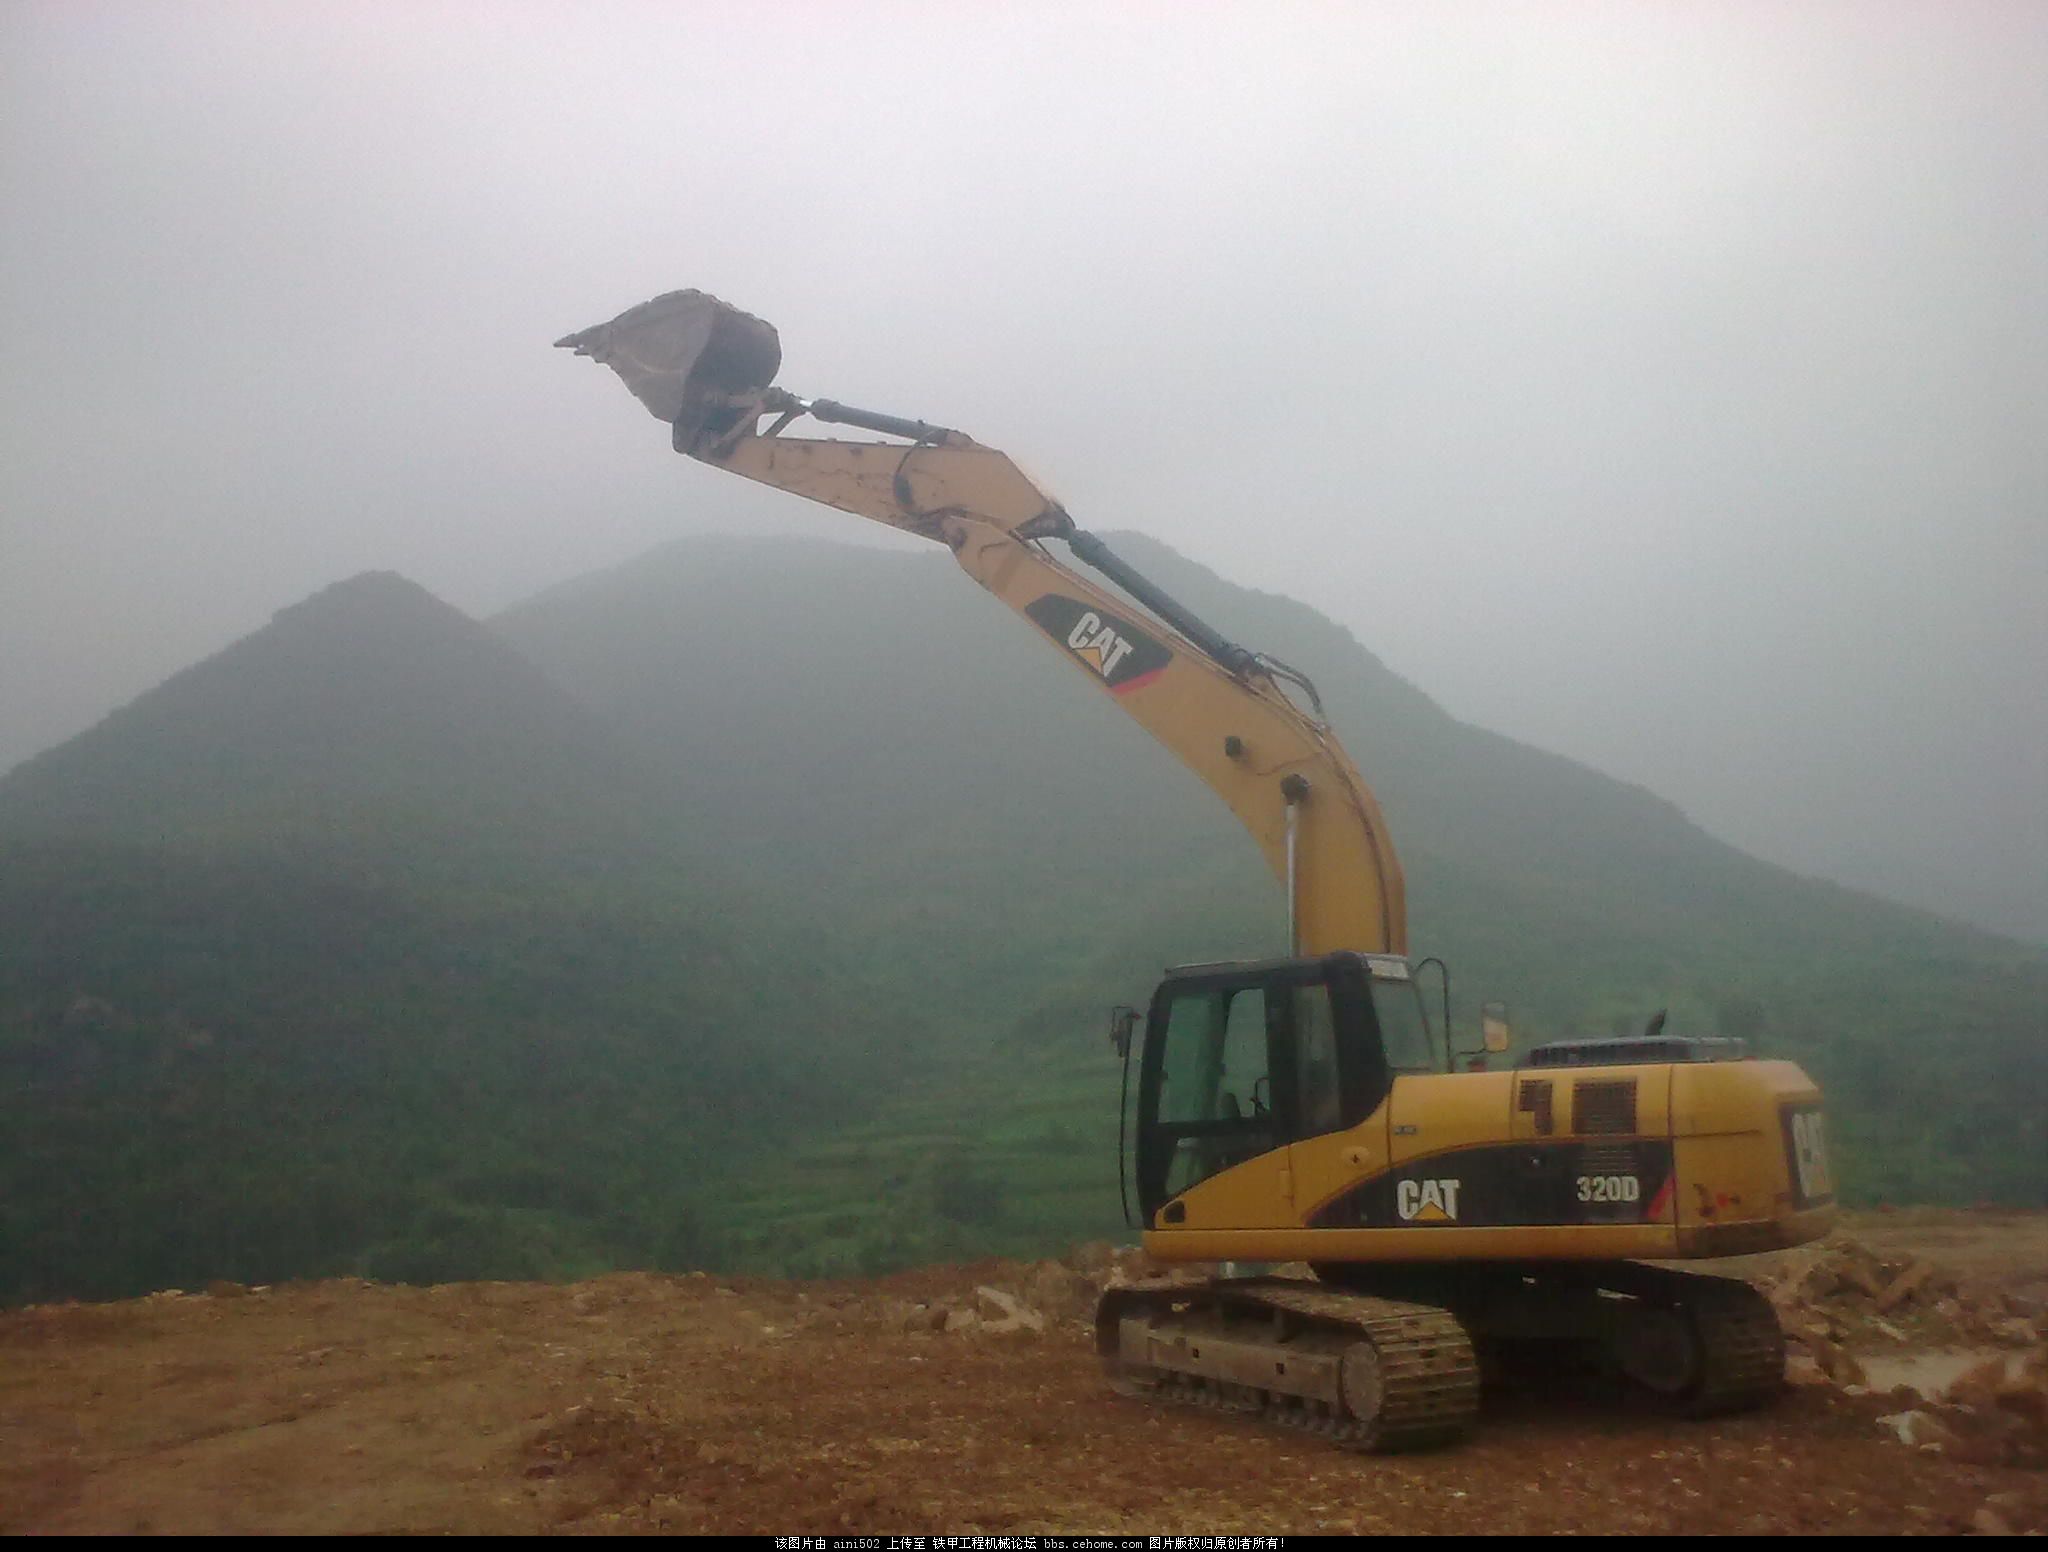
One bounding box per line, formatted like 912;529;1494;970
4;1212;2045;1536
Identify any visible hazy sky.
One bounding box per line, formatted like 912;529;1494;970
4;1;2043;940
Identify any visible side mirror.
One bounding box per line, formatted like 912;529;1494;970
1481;1000;1512;1055
1109;1004;1138;1059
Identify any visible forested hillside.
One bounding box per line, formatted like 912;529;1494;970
5;537;2041;1302
0;574;908;1301
500;532;2048;1264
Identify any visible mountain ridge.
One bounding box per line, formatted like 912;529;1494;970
3;531;2040;1302
494;528;2045;1246
0;569;703;889
0;567;910;1302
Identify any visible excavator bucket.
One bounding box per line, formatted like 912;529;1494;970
555;290;781;441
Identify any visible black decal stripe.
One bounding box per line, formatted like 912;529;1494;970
1023;593;1173;690
1306;1140;1678;1230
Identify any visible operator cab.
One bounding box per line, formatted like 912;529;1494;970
1119;951;1443;1224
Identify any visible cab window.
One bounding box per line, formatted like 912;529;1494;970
1146;985;1280;1206
1292;983;1345;1137
1373;980;1442;1073
1157;986;1269;1123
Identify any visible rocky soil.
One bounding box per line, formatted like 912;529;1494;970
3;1212;2045;1536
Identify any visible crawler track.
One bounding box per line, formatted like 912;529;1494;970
1678;1276;1787;1415
1096;1278;1480;1452
1587;1263;1786;1415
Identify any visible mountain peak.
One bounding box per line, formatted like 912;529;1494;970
0;569;643;863
280;568;438;617
258;569;489;652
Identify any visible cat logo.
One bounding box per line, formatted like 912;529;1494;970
1022;594;1173;694
1396;1178;1461;1223
1781;1104;1835;1207
1064;610;1136;678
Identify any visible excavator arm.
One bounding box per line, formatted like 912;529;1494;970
558;291;1405;955
710;420;1407;957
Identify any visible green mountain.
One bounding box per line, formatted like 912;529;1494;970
493;536;1261;1024
0;571;664;872
0;573;902;1302
497;532;2048;1268
7;534;2041;1302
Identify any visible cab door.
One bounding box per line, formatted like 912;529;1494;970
1137;976;1294;1228
1286;976;1392;1225
1384;1072;1516;1226
1382;979;1514;1228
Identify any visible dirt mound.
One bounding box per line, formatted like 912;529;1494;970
1761;1230;2048;1475
879;1245;1217;1339
6;1213;2047;1535
1765;1233;2047;1352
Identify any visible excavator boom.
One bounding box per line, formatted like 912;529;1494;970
558;289;1404;955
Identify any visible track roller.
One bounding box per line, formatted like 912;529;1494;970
1096;1277;1479;1452
1589;1264;1785;1415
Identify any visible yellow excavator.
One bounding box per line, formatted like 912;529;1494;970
559;290;1836;1449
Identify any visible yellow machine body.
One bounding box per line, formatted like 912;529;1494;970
1150;1055;1833;1262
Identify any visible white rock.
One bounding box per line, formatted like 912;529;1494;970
1876;1409;1961;1451
975;1285;1047;1335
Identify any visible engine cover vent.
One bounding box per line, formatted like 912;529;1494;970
1525;1035;1745;1068
1573;1079;1638;1136
1580;1141;1639;1176
1517;1078;1555;1136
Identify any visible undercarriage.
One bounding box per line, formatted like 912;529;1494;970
1095;1263;1784;1451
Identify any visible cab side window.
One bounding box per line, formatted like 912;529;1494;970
1372;981;1442;1074
1157;987;1269;1124
1292;983;1345;1138
1148;985;1280;1204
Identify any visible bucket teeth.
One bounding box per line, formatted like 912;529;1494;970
556;289;781;431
